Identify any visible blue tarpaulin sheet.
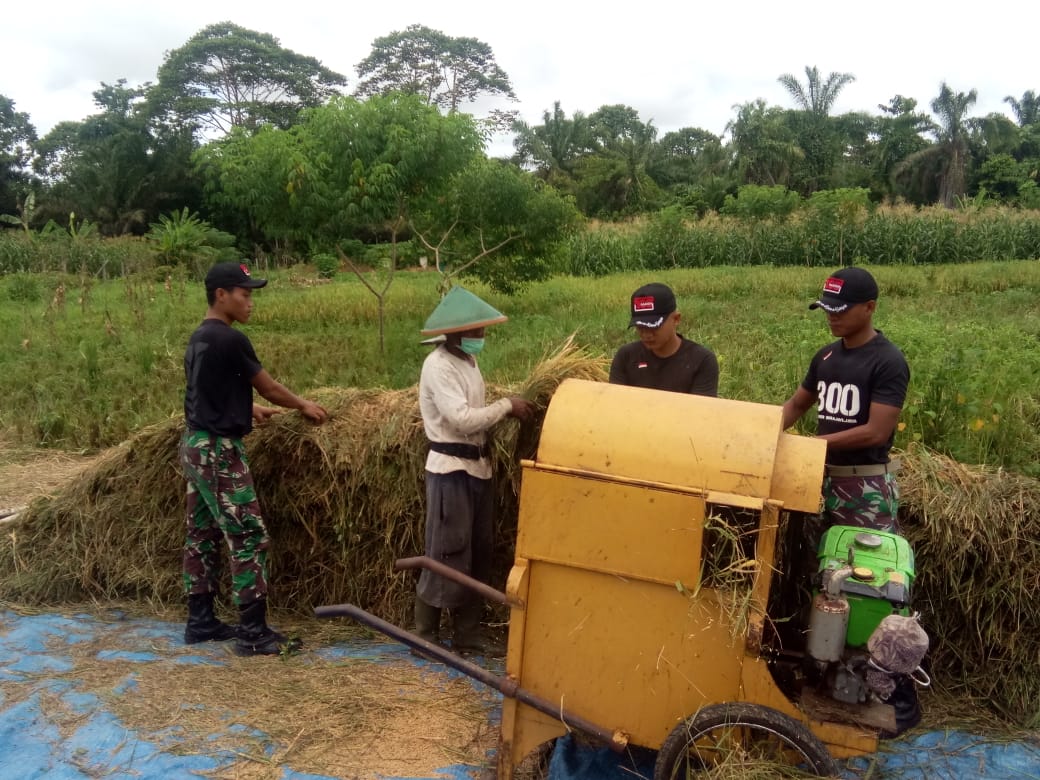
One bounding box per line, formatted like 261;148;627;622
1;610;1038;779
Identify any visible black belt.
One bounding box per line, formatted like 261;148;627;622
428;441;490;460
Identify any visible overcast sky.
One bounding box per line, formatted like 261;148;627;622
2;1;1035;158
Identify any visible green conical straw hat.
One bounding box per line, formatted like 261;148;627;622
421;286;508;335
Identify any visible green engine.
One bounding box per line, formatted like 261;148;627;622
816;525;915;647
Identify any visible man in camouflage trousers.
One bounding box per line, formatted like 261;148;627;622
180;432;269;604
781;266;918;735
180;262;327;656
781;266;909;537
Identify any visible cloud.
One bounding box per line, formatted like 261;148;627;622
0;0;1030;145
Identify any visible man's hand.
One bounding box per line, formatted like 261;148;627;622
507;397;536;422
299;399;329;424
252;404;282;424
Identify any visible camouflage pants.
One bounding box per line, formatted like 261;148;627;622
822;472;901;535
179;429;269;605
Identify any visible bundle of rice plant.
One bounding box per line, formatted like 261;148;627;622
898;442;1040;726
0;339;607;628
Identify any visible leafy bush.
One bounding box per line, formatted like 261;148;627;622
720;184;801;222
146;208;239;279
5;273;41;302
312;252;339;279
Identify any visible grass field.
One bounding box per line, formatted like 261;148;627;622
2;261;1039;474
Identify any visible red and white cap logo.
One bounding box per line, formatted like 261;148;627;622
240;263;252;277
823;277;844;295
633;295;656;313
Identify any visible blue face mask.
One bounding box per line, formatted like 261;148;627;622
459;337;485;355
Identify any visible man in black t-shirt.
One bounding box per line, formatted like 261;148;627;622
609;282;719;396
781;267;909;534
180;262;328;656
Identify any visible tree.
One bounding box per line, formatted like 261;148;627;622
33;80;202;235
1005;91;1040;127
645;126;735;213
804;187;871;265
355;24;517;129
294;94;484;351
511;101;592;191
777;67;857;195
572;104;662;216
411;157;582;293
778;66;855;117
1001;91;1040;162
874;96;933;199
154;22;347;136
0;95;37;221
891;83;978;208
194;125;304;249
930;83;978;207
727;100;803;187
649;127;727;186
827;111;878;192
973;153;1030;201
145;207;239;277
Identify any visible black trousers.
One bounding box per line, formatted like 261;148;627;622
416;470;494;609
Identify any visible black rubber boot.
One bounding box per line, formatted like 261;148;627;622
234;599;302;657
184;592;238;644
414;597;443;643
410;597;447;659
451;602;505;658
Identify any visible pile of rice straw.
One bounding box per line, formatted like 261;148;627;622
0;337;605;622
3;344;1038;726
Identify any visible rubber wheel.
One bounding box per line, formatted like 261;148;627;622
653;702;838;779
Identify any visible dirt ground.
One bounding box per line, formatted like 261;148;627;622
0;441;504;779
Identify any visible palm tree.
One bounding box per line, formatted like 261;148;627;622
778;66;855;117
931;82;978;207
581;104;659;214
776;66;856;193
511;101;590;188
891;83;979;207
1004;91;1040;127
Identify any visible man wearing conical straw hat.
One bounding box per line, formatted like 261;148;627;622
415;286;535;657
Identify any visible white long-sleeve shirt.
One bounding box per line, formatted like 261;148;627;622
419;345;512;479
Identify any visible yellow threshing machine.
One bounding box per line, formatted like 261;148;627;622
319;378;910;778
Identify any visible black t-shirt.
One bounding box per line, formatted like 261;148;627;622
800;330;909;466
609;336;719;396
184;319;262;437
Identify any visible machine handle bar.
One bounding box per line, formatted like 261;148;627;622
394;555;525;609
314;602;628;754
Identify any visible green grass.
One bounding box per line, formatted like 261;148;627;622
2;262;1039;474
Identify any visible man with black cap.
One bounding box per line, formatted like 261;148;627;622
180;262;328;656
781;266;909;534
609;282;718;396
414;286;534;658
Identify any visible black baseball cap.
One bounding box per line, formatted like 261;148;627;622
629;283;676;328
809;267;878;313
204;262;268;291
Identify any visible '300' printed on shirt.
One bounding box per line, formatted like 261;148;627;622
816;381;862;418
